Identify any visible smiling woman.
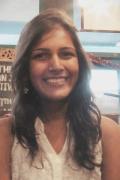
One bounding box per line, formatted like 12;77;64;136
30;26;79;101
0;8;120;180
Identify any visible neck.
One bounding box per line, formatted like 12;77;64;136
39;100;68;153
40;99;68;122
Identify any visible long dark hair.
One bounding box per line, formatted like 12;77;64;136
12;8;101;170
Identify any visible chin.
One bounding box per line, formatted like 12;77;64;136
42;92;70;102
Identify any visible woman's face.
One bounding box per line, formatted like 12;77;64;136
29;26;79;101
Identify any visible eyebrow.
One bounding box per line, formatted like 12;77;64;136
60;47;76;51
32;48;50;52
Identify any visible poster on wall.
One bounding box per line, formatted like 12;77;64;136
77;0;120;32
0;48;15;116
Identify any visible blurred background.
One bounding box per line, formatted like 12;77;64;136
0;0;120;122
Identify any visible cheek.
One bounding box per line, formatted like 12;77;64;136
74;67;79;84
69;60;79;80
29;61;46;79
29;65;42;93
29;64;41;88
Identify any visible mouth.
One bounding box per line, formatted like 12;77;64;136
43;76;69;87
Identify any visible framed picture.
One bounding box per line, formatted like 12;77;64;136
74;0;120;32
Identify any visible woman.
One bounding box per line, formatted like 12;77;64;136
0;8;120;180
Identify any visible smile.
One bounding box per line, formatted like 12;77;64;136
44;77;68;86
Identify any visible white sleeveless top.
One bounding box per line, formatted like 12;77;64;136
11;117;102;180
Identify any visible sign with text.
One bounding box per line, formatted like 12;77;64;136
0;61;13;116
0;48;15;116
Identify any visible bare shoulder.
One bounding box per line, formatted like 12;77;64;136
101;116;120;180
101;116;120;143
0;114;13;137
0;114;13;152
0;114;13;125
0;114;13;179
0;113;13;149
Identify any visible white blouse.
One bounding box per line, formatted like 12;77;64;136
11;117;102;180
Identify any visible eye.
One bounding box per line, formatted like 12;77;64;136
31;52;51;61
59;50;77;60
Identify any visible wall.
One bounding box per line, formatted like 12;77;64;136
0;0;120;119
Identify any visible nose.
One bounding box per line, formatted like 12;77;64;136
48;54;64;72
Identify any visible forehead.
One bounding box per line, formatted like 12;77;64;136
33;26;74;49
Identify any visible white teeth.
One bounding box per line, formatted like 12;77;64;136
45;78;66;85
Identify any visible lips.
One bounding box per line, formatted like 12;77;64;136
43;76;69;87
